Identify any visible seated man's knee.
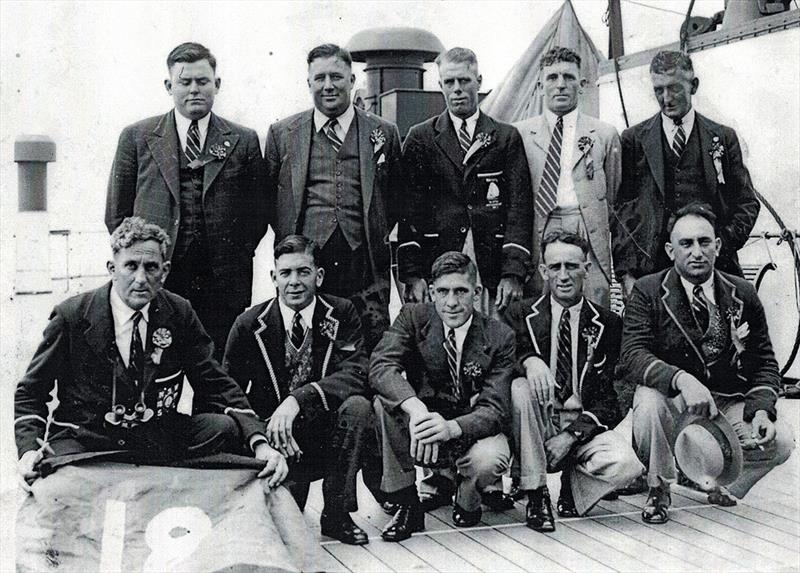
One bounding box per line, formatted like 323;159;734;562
773;421;796;465
458;438;510;478
511;377;531;404
632;385;670;421
338;395;373;423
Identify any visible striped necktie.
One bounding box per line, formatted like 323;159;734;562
444;328;462;400
324;118;343;153
672;119;686;158
458;119;472;154
536;115;563;219
185;120;202;162
129;311;144;385
555;308;572;401
290;312;305;349
692;285;709;333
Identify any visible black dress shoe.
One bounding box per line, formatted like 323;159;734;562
320;513;369;545
381;504;425;542
419;490;453;512
525;488;556;532
452;502;482;527
616;475;647;496
556;494;579;518
481;490;515;511
380;500;401;515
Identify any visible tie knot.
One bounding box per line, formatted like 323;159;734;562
556;115;563;127
325;118;339;130
561;308;570;322
132;311;143;326
673;117;683;127
448;328;457;342
693;285;705;299
293;312;303;326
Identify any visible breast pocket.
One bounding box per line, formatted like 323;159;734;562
476;171;505;211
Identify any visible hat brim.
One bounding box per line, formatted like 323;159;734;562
672;410;744;488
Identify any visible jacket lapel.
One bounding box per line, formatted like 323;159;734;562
463;112;497;179
289;111;314;224
420;309;450;383
145;111;181;204
202;113;240;198
715;270;743;327
254;299;287;402
571;113;596;170
460;314;491;396
660;269;707;371
356;109;377;217
524;294;552;361
82;283;119;366
695;114;721;194
434;112;466;173
642;113;665;198
140;293;173;396
576;299;605;393
527;115;551;153
311;296;338;380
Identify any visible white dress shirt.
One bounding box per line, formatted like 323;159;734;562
278;297;317;337
313;104;355;142
680;274;716;306
661;107;695;151
549;296;583;393
174;111;211;153
444;315;474;368
449;109;480;140
110;287;150;367
545;108;579;207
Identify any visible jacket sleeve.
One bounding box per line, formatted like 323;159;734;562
369;304;421;410
264;123;281;237
604;126;622;209
222;312;252;396
717;129;760;255
397;127;427;282
243;128;270;251
501;127;533;281
384;122;405;240
501;300;539;370
105;126;138;234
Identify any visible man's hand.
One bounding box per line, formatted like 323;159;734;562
746;410;776;449
404;277;429;303
545;432;577;470
495;276;523;313
621;273;637;301
18;449;43;492
401;397;437;461
675;372;718;418
413;412;462;446
266;396;301;458
255;442;289;489
523;356;557;406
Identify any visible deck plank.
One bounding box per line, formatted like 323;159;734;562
717;502;800;536
496;523;615;572
325;543;396;573
400;535;481;572
543;521;654;572
460;528;571;573
683;505;800;552
424;529;527;572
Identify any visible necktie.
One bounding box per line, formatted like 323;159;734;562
672;119;686;158
324;118;343;153
185;120;202;162
692;285;710;332
444;329;461;400
536;115;563;220
290;312;305;349
458;120;472;154
555;308;572;401
129;311;144;385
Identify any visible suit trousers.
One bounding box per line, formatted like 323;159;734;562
511;378;644;514
374;398;510;511
632;385;795;498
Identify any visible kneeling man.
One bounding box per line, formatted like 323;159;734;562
504;230;642;532
621;203;795;523
224;235;374;545
371;252;515;541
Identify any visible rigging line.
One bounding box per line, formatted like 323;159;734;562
622;0;687;17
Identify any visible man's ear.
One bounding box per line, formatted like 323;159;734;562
270;270;277;285
160;261;171;283
428;283;436;299
714;236;721;255
107;260;115;277
214;77;221;91
472;284;483;301
579;77;588;90
316;267;325;288
538;263;549;282
690;76;699;95
164;79;172;95
476;74;483;89
665;241;676;261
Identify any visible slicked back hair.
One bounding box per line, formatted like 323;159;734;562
430;251;478;284
274;234;321;267
666;202;718;236
541;230;590;262
307;44;353;67
540;46;581;70
167;42;217;72
435;47;479;73
650;50;694;76
110;217;171;259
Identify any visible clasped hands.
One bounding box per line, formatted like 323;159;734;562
255;396;305;488
402;397;462;465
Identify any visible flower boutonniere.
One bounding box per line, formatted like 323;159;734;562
577;136;595;180
462;361;483;380
370;127;386;155
463;132;493;165
150;327;172;365
709;136;726;184
581;325;601;363
188;140;231;170
319;317;339;342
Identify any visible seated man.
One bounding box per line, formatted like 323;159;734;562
223;235;374;546
504;230;643;532
16;217;284;487
370;252;515;541
621;203;795;523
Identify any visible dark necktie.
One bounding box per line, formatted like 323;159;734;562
129;311;144;385
185;120;202;162
692;285;710;333
555;308;572;401
672;118;686;158
458;120;472;154
324;118;343;153
290;312;305;349
536;115;563;220
444;328;461;400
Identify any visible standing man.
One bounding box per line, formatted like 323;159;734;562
371;252;515;541
621;204;794;523
265;44;403;350
613;50;759;299
398;47;532;318
503;230;642;532
106;42;268;357
515;47;621;308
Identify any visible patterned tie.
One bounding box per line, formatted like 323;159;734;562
672;119;686;158
185;120;202;162
555;308;572;401
444;329;462;400
458;119;472;154
129;311;144;385
324;118;343;153
692;285;710;333
290;312;305;349
536;115;563;220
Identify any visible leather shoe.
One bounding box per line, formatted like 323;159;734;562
380;500;401;515
320;513;369;545
707;488;737;507
556;493;579;518
481;490;515;511
381;504;425;542
525;488;555;532
452;502;482;527
641;486;670;524
616;475;647;496
419;490;453;512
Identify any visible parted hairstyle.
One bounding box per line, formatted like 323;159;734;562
274;234;321;267
666;202;718;236
430;251;478;284
167;42;217;72
110;217;171;259
307;43;352;67
650;50;694;76
540;229;590;261
435;47;479;71
539;46;581;70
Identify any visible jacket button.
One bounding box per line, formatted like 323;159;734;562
117;439;126;446
460;226;467;233
467;204;473;210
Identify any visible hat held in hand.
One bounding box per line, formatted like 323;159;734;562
671;410;743;491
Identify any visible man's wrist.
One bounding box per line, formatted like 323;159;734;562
401;396;427;417
446;419;463;440
249;434;268;452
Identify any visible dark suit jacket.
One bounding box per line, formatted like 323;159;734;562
370;303;516;444
223;294;369;417
619;268;780;421
397;111;533;289
612;112;759;279
105;110;268;307
14;283;263;458
503;295;623;443
265;107;403;283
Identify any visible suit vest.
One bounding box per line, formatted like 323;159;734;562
176;138;207;260
662;126;710;211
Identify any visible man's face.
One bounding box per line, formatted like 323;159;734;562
308;56;355;118
651;69;697;121
665;215;720;284
107;240;170;310
429;271;480;329
540;60;584;115
165;59;220;120
271;252;324;312
438;60;482;119
538;241;589;308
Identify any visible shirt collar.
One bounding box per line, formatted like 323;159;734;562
444;314;474;353
278;297;317;333
550;295;583;322
680;273;716;305
661;107;695;135
545;107;578;132
109;285;150;327
448;108;480;137
174;110;211;140
314;104;355;135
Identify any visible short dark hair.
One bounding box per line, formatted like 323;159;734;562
274;234;320;267
307;44;352;67
110;217;171;259
430;251;477;284
167;42;217;72
435;47;479;71
541;230;590;261
666;202;718;236
650;50;693;76
540;46;581;70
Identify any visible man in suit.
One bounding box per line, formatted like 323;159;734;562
621;203;794;524
105;42;268;357
398;47;532;319
16;218;285;489
370;252;516;541
612;50;759;299
504;230;642;532
515;47;621;308
223;235;375;545
265;44;403;351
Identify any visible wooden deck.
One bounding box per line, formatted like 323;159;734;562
305;399;800;573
